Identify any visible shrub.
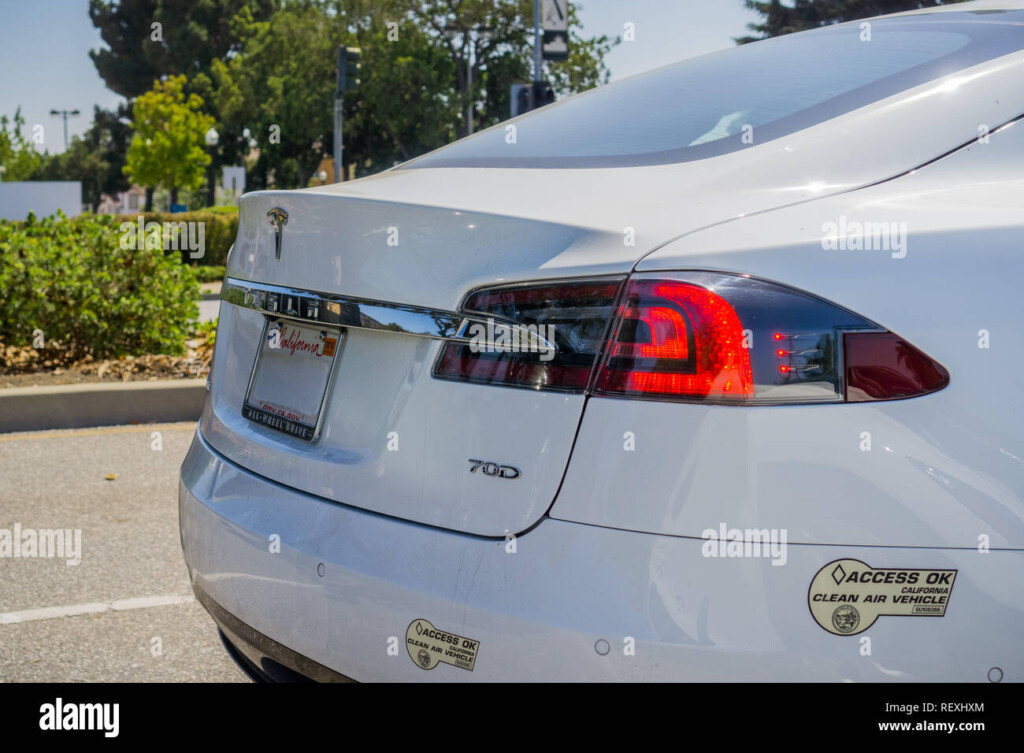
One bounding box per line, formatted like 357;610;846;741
192;264;226;282
114;210;238;266
193;317;217;348
0;211;200;360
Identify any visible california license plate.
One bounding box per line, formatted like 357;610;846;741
242;319;342;441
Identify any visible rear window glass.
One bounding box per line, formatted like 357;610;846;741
405;11;1024;169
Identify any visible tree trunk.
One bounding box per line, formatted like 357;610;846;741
144;187;154;212
207;163;216;207
170;187;179;208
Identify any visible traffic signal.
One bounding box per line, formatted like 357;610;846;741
516;84;532;117
337;46;362;94
513;81;556;117
531;81;555;109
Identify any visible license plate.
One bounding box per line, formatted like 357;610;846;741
242;319;342;441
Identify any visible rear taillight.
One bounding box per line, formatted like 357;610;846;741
594;280;754;400
844;332;949;401
434;278;623;392
433;272;949;404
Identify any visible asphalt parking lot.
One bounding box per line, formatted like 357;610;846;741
0;422;247;682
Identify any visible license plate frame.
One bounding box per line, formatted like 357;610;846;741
242;317;344;442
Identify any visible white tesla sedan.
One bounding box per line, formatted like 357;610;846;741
180;0;1024;681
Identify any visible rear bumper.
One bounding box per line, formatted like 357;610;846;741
197;584;353;682
180;427;1022;682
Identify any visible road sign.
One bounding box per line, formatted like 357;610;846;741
222;166;246;195
542;0;569;61
542;0;568;31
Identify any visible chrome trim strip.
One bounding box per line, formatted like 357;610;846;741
222;278;557;352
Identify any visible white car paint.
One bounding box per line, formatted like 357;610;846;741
181;1;1024;681
180;437;1023;681
555;119;1024;548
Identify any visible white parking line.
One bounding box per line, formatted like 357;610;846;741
0;594;195;624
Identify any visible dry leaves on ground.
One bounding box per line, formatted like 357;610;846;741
0;336;213;388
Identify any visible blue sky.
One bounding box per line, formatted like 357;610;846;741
0;0;759;154
582;0;759;79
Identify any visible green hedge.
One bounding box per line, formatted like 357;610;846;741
114;210;238;266
193;265;226;283
0;212;200;359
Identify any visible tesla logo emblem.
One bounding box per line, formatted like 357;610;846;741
267;208;288;260
468;459;521;479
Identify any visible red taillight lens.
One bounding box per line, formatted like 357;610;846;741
844;332;949;401
595;280;754;400
434;272;949;404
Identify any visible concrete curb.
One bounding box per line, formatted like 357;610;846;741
200;281;222;301
0;379;207;433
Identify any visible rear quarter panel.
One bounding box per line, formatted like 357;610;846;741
552;119;1024;548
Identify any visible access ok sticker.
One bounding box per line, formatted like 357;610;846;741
405;619;480;671
808;559;956;636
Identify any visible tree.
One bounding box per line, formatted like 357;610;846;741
34;106;133;212
207;1;353;188
90;104;134;200
90;0;276;202
89;0;162;99
399;0;616;138
0;109;43;181
736;0;970;44
34;139;108;213
338;5;460;170
124;76;215;207
147;0;278;79
540;2;616;97
400;0;535;138
207;0;461;185
88;0;276;99
208;0;617;185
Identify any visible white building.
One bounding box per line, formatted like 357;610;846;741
0;181;81;220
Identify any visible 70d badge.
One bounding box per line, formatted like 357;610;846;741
808;559;957;636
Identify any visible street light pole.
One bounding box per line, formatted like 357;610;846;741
49;109;81;150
